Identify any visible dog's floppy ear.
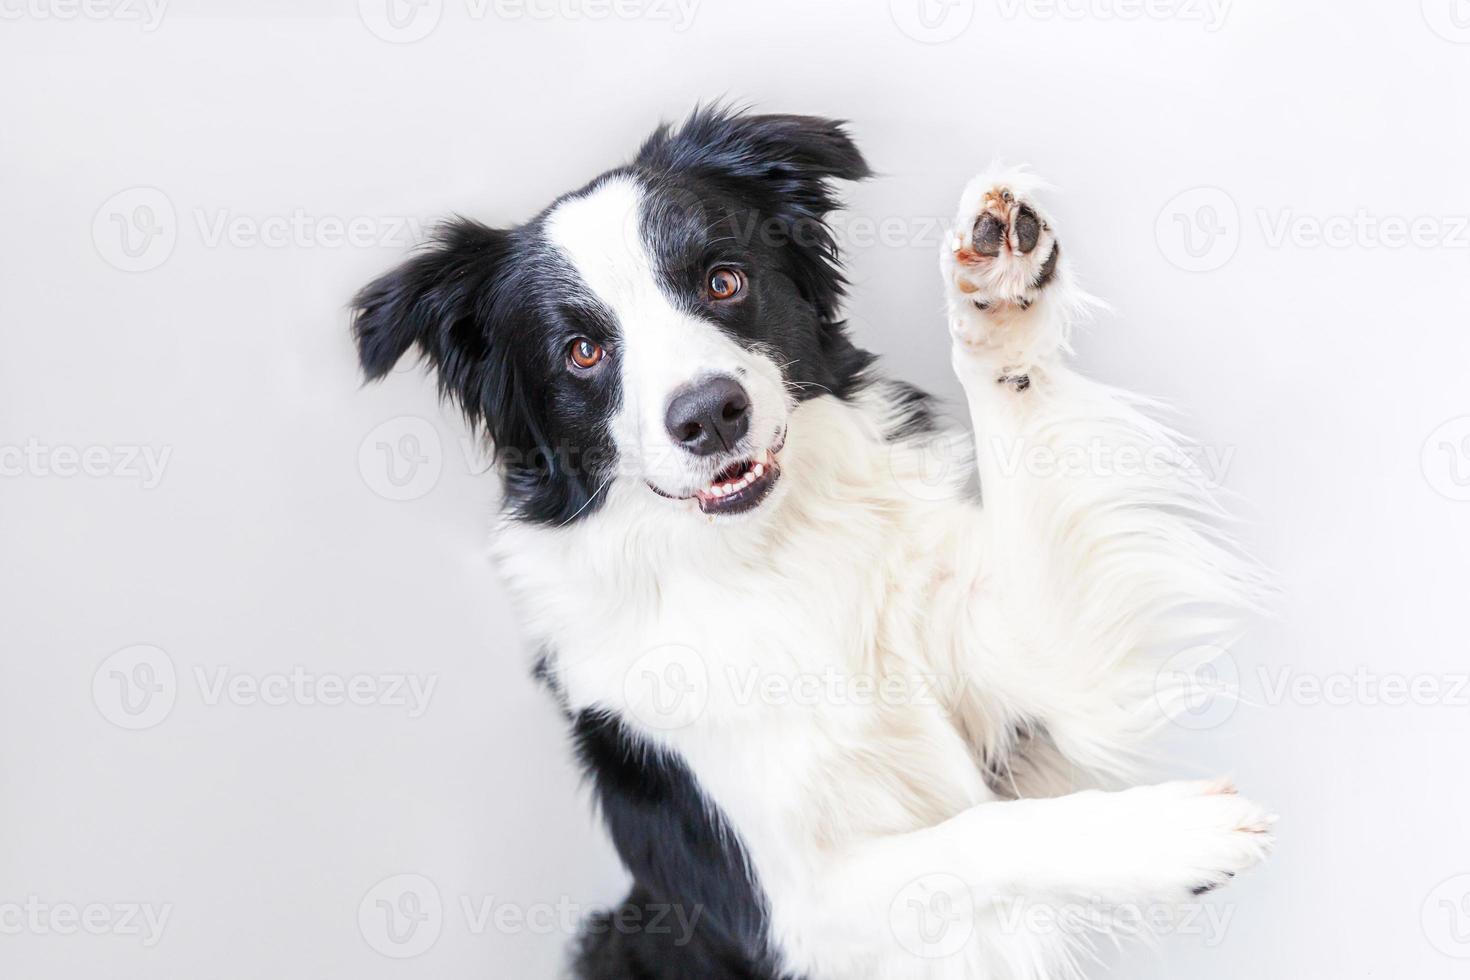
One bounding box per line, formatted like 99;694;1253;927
351;219;531;442
636;107;872;190
351;218;508;379
635;106;872;320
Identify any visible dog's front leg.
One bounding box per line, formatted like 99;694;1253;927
935;170;1264;781
795;779;1272;974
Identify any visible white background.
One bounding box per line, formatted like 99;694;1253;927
3;0;1470;977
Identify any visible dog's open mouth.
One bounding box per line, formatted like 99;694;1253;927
649;446;783;516
693;450;781;516
647;428;788;516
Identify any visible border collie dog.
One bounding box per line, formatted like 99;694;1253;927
352;107;1273;979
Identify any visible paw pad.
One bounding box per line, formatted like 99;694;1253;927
948;181;1062;315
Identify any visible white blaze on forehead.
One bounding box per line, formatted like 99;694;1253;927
545;175;673;324
544;174;789;489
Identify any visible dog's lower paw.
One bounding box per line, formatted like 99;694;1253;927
943;171;1072;367
1124;779;1276;899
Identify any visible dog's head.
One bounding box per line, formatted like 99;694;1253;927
352;106;872;525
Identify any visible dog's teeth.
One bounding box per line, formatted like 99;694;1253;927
754;463;765;477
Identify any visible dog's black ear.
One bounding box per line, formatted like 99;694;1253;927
351;218;510;383
636;106;872;192
635;106;872;320
352;219;542;458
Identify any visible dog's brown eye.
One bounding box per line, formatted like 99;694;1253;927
568;338;604;370
707;267;745;301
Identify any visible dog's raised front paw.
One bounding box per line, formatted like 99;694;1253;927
942;169;1078;371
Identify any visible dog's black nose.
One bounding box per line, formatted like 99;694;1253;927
665;375;751;456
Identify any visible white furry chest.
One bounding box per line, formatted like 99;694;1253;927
557;571;875;730
497;483;994;839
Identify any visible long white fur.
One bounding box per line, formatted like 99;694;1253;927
493;169;1273;980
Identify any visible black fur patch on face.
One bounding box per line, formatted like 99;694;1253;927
630;108;876;404
633;173;876;407
352;217;623;526
350;106;876;527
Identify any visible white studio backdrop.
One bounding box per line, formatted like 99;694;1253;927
3;1;1469;977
